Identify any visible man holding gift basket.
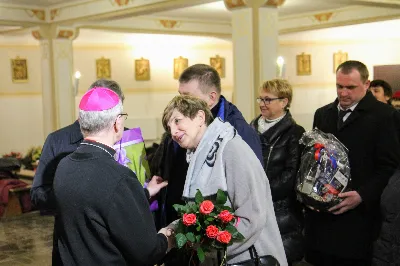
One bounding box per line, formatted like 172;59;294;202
304;60;400;266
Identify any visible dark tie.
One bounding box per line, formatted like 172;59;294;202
337;109;352;129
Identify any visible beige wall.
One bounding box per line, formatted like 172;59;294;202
0;42;233;155
278;39;400;130
1;33;400;156
0;46;44;156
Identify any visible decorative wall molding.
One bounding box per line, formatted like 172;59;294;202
26;9;46;21
57;30;74;39
159;19;180;29
110;0;130;6
50;9;60;20
313;12;334;22
32;30;42;40
265;0;285;7
224;0;246;10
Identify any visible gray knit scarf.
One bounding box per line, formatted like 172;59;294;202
182;118;236;200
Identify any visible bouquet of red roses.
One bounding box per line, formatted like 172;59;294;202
173;189;244;264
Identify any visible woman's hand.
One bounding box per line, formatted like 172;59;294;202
147;176;168;197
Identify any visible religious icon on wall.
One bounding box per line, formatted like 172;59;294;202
96;57;111;79
296;53;311;76
210;55;225;78
174;56;188;79
11;57;28;83
333;51;348;73
135;58;150;81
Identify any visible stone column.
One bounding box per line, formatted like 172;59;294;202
225;0;284;121
32;26;79;137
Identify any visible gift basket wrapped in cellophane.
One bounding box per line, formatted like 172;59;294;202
296;128;351;211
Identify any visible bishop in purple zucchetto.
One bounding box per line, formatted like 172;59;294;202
79;87;120;111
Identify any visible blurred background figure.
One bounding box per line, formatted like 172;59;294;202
370;79;393;105
372;168;400;266
250;79;305;265
391;91;400;110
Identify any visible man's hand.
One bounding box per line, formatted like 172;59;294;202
146;176;168;197
328;191;362;215
158;227;175;252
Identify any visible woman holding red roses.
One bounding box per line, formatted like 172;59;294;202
162;95;287;266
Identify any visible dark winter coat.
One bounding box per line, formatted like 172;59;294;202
250;111;305;263
306;91;400;259
372;169;400;266
54;140;167;266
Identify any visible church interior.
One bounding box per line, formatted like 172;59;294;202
1;0;400;265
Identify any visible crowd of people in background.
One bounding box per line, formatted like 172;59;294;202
31;60;400;266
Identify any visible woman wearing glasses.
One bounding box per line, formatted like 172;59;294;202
250;79;305;266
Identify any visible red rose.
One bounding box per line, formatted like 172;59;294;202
199;200;214;214
218;210;234;223
206;225;219;239
216;231;232;244
182;213;197;226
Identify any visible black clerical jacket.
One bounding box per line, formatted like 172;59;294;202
53;140;167;266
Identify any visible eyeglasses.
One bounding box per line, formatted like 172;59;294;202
118;113;128;120
256;97;284;105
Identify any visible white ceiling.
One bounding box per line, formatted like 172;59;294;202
279;18;400;41
0;0;84;7
2;17;400;46
152;0;350;22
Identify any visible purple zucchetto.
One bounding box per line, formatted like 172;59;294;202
79;87;119;111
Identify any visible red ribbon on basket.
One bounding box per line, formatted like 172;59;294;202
314;143;325;161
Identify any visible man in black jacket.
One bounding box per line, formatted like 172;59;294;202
151;64;262;245
31;79;125;212
53;87;172;265
305;60;400;265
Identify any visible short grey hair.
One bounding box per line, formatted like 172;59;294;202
79;101;123;137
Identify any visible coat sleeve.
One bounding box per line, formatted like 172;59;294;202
357;110;400;210
224;139;269;257
231;118;264;167
30;133;57;211
107;173;168;265
270;126;305;201
312;108;321;129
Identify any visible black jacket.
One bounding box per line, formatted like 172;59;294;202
31;120;83;211
306;92;400;259
54;140;167;266
250;111;305;263
372;169;400;266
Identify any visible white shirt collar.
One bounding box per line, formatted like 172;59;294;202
337;102;358;112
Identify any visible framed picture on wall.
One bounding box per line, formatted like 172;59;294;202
296;53;311;76
96;57;111;79
174;56;188;79
210;55;225;78
333;51;348;73
11;57;28;83
135;58;150;81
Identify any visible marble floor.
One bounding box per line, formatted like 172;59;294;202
0;212;53;266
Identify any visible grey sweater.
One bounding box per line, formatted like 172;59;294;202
223;137;287;265
170;133;287;265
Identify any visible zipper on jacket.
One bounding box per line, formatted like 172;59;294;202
265;136;281;170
